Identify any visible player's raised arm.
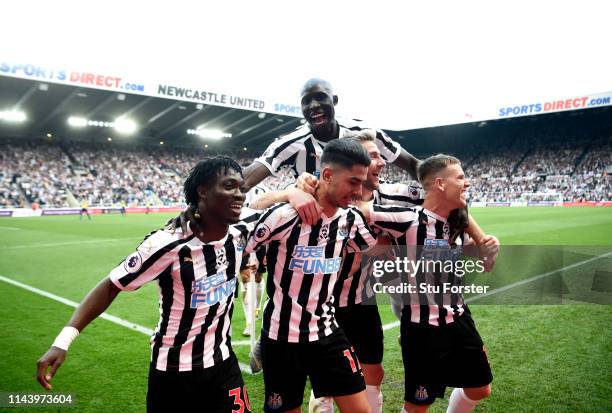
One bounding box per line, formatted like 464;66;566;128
369;127;421;180
250;187;322;225
36;278;121;390
242;161;272;193
391;147;422;180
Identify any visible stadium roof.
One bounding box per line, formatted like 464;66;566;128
0;76;305;151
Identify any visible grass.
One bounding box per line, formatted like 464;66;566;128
0;207;611;412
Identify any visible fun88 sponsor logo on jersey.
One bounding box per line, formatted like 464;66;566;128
190;273;237;308
288;245;342;274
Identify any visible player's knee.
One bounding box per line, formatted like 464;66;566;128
255;272;263;283
363;363;384;385
464;384;491;400
345;404;370;413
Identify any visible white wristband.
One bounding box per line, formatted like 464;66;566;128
52;326;80;351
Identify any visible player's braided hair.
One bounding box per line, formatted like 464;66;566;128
183;156;242;207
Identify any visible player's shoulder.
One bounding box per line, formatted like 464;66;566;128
422;207;447;223
276;123;312;143
346;205;368;222
239;207;263;224
244;202;295;223
137;227;185;253
379;181;423;200
228;224;250;250
337;117;376;132
263;203;300;228
273;202;298;219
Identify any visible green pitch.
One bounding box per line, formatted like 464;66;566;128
0;207;610;412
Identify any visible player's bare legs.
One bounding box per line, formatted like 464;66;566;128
334;390;371;413
362;363;384;413
239;263;257;336
401;384;491;413
446;385;491;413
463;384;491;400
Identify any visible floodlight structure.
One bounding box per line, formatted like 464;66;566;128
67;116;138;135
113;118;137;134
187;128;232;140
0;110;27;122
68;116;87;127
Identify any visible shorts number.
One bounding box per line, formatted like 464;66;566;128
229;386;250;413
342;346;362;373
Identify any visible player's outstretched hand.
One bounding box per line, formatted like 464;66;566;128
165;207;202;238
296;172;318;195
479;235;500;272
287;188;322;226
36;347;67;390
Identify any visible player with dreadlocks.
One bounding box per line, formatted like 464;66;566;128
37;156;252;413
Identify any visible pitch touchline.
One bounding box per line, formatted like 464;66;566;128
3;249;609;357
380;250;612;330
0;275;252;373
0;238;140;250
464;250;612;303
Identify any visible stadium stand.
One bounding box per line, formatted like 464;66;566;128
382;135;611;202
0;139;299;208
0;115;610;208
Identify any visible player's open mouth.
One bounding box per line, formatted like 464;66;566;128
310;112;327;127
230;203;243;213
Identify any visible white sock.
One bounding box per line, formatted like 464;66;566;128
241;281;251;319
255;280;264;308
366;384;383;413
308;390;333;413
446;388;478;413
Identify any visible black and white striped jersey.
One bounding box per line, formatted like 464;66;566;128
333;182;425;307
254;118;401;178
108;224;250;372
244;184;270;208
372;182;424;206
370;205;467;326
244;203;377;343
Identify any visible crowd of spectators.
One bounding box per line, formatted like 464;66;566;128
66;142;181;206
0;134;610;209
379;137;611;203
0;140;71;207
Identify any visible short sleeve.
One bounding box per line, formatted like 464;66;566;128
374;129;401;164
108;230;185;291
244;204;298;253
348;207;378;252
369;205;418;238
253;128;307;175
377;183;424;206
